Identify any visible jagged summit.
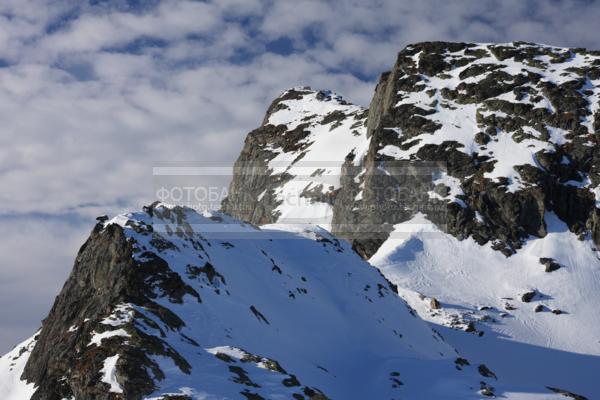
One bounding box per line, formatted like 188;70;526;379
227;40;600;257
261;87;355;126
222;86;368;230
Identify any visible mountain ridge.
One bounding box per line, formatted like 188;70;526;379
2;40;600;399
1;203;508;399
227;41;600;257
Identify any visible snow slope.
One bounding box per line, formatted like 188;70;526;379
0;203;533;400
0;337;37;400
370;212;600;397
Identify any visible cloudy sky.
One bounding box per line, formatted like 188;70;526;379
2;0;600;353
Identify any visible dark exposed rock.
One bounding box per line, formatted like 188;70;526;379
480;380;496;397
186;262;226;285
430;297;441;309
222;88;366;227
521;290;537;303
474;131;492;145
459;63;502;80
329;42;599;257
418;52;449;76
478;364;497;380
539;257;562;272
250;305;270;325
241;391;265;400
546;386;589;400
320;110;347;126
229;366;260;388
22;223;195;400
454;357;470;369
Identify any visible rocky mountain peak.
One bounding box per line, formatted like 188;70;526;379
225;41;600;258
222;86;368;228
261;87;355;127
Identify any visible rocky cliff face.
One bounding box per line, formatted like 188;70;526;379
222;87;368;229
225;41;600;258
20;217;196;400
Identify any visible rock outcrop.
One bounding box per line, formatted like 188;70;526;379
224;41;600;258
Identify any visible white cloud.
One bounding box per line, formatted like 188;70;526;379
2;0;600;353
0;215;90;351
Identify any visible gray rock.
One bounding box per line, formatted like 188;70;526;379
22;213;196;399
478;364;498;379
539;257;562;272
521;290;537;303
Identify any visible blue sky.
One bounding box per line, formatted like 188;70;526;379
2;0;600;352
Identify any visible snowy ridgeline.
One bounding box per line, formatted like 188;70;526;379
0;204;507;399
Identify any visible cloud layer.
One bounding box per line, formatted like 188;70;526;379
2;0;600;352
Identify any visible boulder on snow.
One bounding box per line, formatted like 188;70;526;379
521;290;537;303
454;357;470;369
465;321;476;332
539;257;562;272
430;297;441;309
480;385;496;398
478;364;497;379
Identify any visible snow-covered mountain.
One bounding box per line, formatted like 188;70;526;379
2;203;509;399
2;41;600;399
223;41;600;398
222;87;368;232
